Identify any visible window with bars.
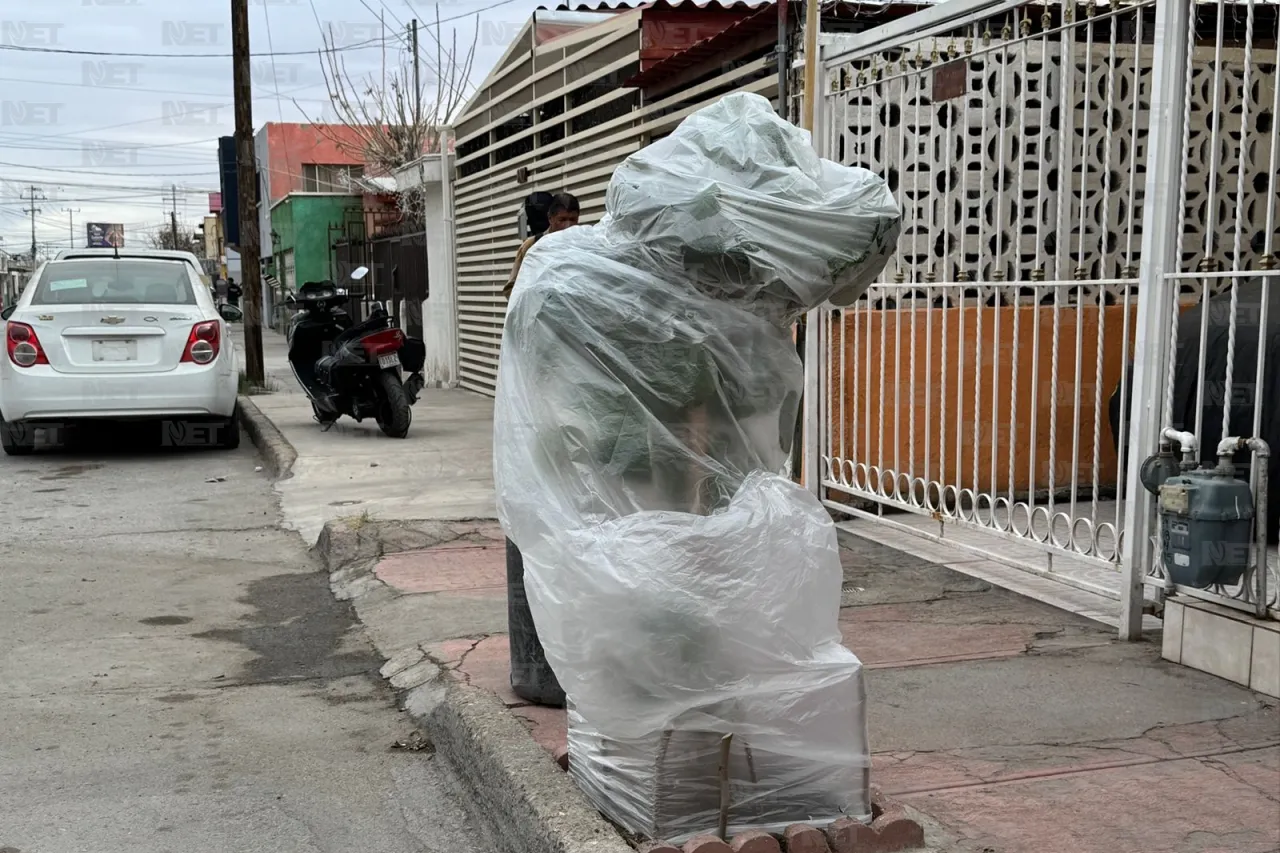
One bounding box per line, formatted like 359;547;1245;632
302;164;364;192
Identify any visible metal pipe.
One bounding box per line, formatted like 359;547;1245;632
777;0;789;118
440;128;459;384
801;0;818;131
1162;428;1198;467
1217;437;1271;617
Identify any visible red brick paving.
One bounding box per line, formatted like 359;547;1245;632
510;704;568;760
427;635;523;706
381;540;1280;853
904;752;1280;853
374;543;505;594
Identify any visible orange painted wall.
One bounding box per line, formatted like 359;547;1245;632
825;304;1140;496
263;123;371;203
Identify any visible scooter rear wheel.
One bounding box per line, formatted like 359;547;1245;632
375;371;412;438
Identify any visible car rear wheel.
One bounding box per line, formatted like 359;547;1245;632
217;406;241;450
1;417;35;456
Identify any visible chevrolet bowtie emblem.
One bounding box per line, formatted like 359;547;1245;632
100;316;125;325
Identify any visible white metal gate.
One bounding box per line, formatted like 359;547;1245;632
808;0;1279;635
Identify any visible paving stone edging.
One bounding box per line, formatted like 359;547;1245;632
237;395;297;480
314;518;634;853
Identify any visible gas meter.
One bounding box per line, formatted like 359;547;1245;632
1157;464;1255;588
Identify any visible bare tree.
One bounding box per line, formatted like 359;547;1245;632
148;227;199;254
298;7;479;222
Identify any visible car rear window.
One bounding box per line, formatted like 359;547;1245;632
31;259;197;306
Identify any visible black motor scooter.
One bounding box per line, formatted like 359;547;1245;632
285;266;427;438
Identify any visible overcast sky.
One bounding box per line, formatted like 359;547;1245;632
0;0;548;254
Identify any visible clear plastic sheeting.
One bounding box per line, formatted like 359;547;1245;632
493;92;901;842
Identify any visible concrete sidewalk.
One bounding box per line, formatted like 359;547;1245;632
344;523;1280;853
233;327;495;543
234;330;1280;853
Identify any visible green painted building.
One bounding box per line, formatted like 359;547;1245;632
268;192;364;289
264;193;365;328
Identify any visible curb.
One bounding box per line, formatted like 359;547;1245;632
315;517;634;853
237;395;297;480
313;517;952;853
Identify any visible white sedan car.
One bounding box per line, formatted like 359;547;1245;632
0;254;240;455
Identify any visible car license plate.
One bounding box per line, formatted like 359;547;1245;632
378;353;400;369
92;340;136;362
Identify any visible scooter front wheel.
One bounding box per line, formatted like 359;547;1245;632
374;371;412;438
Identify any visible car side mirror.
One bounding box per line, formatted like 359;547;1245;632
218;303;243;323
0;305;15;321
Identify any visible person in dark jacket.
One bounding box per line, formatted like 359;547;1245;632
501;191;579;707
502;192;580;301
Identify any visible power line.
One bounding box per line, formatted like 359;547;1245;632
0;194;185;205
0;155;219;168
419;0;527;29
0;81;318;145
0;75;332;102
0;133;219;154
0;177;217;193
0;160;216;178
0;35;392;59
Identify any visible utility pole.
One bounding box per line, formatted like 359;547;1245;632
21;185;45;264
231;0;264;383
64;207;80;249
410;19;421;121
170;184;180;249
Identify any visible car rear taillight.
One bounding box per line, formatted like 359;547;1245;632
6;322;48;368
181;320;221;365
361;328;404;359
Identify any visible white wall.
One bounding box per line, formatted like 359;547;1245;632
254;127;273;259
397;154;458;388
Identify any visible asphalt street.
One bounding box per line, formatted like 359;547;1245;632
0;428;483;853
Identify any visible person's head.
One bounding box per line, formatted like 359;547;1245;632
547;193;580;233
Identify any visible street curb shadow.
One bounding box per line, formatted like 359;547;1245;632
313;517;634;853
238;395;298;480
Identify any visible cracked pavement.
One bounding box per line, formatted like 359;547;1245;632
834;534;1280;853
0;434;483;852
338;521;1280;853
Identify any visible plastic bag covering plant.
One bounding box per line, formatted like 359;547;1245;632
493;92;902;842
